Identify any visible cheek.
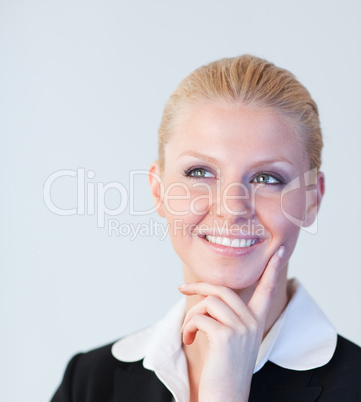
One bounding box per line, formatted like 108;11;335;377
163;181;211;220
189;186;212;216
255;190;305;243
162;182;191;217
281;187;307;222
163;182;211;241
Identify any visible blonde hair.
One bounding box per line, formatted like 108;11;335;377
157;54;322;173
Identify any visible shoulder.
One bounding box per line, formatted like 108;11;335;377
69;341;138;377
69;341;125;371
250;335;361;401
332;335;361;363
312;335;361;383
302;335;361;401
51;341;150;402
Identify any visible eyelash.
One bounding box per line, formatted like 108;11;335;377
183;167;216;180
252;173;284;185
183;167;285;185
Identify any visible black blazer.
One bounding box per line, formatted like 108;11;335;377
51;335;361;402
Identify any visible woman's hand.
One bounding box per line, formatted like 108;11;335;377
178;246;285;402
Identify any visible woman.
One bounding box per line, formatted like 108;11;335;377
51;55;361;402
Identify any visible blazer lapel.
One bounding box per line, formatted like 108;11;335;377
113;360;173;402
250;361;323;402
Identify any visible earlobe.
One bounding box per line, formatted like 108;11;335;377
302;171;325;228
148;161;165;218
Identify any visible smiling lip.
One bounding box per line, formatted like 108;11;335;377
198;234;263;257
205;235;258;248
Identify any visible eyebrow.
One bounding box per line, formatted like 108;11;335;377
177;151;296;167
177;151;219;164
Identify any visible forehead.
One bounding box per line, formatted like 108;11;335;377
166;103;307;170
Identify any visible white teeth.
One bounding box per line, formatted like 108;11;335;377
205;235;257;248
222;237;231;246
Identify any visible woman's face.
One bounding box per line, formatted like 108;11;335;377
150;103;324;291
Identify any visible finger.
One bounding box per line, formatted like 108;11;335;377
182;313;223;345
181;295;248;333
248;245;285;320
178;282;251;320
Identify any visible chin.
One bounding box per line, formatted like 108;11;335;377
185;261;266;291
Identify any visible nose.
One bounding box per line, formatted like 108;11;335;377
211;180;255;222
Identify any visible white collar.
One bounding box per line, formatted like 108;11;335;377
254;278;337;371
112;294;189;400
112;279;337;401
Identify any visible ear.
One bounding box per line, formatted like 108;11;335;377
302;171;325;227
148;160;165;218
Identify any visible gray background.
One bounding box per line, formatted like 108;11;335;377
1;1;360;401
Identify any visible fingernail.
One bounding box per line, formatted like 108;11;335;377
278;246;285;259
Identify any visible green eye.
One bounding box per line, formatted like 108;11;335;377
187;168;214;178
253;174;280;184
